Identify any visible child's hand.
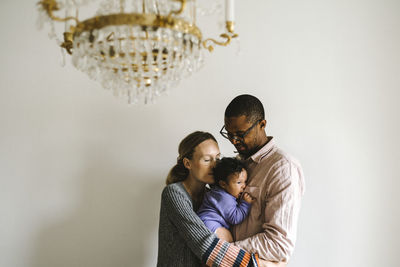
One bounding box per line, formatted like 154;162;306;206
242;192;255;204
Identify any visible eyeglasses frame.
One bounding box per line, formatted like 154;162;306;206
220;119;262;142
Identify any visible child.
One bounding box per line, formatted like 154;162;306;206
197;157;255;242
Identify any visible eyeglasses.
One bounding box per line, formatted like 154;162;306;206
220;119;261;141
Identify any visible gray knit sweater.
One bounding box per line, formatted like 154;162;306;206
157;182;216;267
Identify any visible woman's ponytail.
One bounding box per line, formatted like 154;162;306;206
166;158;189;185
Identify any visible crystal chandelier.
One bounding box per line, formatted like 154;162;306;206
37;0;238;104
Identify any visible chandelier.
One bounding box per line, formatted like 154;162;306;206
37;0;238;104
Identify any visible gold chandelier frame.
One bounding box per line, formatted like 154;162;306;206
38;0;238;55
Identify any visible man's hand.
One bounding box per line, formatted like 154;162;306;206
243;192;256;204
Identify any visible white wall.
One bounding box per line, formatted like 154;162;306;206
1;0;399;266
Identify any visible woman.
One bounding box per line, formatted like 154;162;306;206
157;131;259;267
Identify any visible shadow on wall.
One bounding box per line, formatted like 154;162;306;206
31;153;164;267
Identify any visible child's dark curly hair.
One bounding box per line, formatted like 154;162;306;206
213;157;247;185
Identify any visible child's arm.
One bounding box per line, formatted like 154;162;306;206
220;194;254;225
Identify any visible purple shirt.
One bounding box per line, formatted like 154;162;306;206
197;187;251;232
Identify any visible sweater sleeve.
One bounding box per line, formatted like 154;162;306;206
162;185;259;267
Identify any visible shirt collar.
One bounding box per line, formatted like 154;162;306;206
248;136;275;164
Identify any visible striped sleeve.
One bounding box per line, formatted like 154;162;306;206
203;238;259;267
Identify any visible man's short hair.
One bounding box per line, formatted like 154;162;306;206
224;94;265;123
213;157;246;185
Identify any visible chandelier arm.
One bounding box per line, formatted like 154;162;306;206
50;14;79;23
167;0;187;17
202;33;238;52
38;0;80;24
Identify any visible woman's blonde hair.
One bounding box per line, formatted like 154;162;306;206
166;131;217;185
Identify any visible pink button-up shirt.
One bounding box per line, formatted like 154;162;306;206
233;137;305;263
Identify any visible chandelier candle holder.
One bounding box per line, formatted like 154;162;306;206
37;0;239;104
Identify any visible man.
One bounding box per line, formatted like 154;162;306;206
220;94;305;266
